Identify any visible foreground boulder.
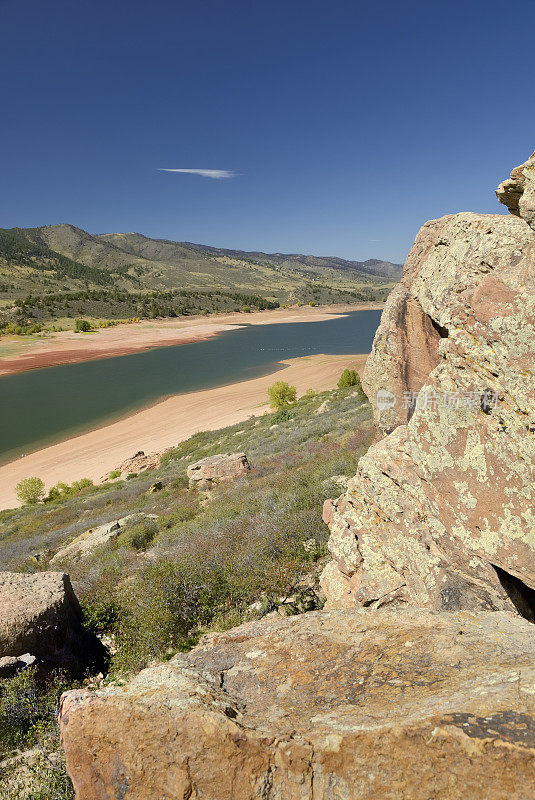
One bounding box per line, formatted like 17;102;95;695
187;452;250;489
59;608;535;800
0;572;106;676
322;154;535;614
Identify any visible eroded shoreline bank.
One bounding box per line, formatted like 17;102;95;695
0;303;382;376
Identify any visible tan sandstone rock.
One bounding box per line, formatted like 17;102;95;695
50;513;157;564
322;205;535;614
115;450;161;476
0;571;106;675
497;150;535;230
59;608;535;800
187;452;250;489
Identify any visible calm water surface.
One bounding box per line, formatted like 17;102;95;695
0;310;380;462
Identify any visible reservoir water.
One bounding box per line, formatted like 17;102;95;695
0;309;381;463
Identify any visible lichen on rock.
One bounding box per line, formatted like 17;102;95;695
322;168;535;616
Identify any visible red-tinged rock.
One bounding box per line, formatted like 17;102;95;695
59;608;535;800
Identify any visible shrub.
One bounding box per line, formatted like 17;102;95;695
0;667;72;754
337;368;363;392
272;407;292;423
74;319;91;332
268;381;297;410
15;477;45;506
117;520;158;550
45;478;94;503
0;669;76;799
108;469;121;479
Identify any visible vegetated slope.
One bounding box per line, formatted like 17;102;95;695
0;383;372;798
0;385;373;670
1;223;399;301
0;227;123;294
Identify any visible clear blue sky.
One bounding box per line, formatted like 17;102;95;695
1;0;534;263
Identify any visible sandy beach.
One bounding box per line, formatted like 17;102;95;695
0;303;382;376
0;352;368;509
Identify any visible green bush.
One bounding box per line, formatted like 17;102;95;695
15;477;45;506
45;477;94;503
0;667;72;754
108;469;121;479
111;560;229;672
74;319;91;332
272;407;292;423
4;737;75;800
337;368;363;392
268;381;297;410
117;520;158;550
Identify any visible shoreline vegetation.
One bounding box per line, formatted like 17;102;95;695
0;351;369;510
0;302;382;376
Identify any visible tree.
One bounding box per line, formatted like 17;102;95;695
268;381;297;410
338;368;363;392
15;477;45;505
75;319;92;332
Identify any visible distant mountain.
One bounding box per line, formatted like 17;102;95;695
0;224;402;316
98;232;403;282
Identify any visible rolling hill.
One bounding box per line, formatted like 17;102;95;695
0;224;401;325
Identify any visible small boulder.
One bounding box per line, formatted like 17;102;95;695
0;572;106;677
187;452;250;490
50;513;157;564
116;450;161;476
0;653;36;679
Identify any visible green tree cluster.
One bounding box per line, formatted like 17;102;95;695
15;477;45;505
268;381;297;410
337;368;363;392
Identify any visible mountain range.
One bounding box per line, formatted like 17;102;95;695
0;224;402;305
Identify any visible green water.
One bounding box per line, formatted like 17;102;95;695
0;310;381;462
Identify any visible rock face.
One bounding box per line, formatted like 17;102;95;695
0;572;106;676
50;514;157;564
115;450;161;477
187;452;250;489
497;150;535;230
322;203;535;614
59;608;535;800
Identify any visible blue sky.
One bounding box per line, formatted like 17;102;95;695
1;0;534;263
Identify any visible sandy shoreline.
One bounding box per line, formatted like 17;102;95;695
0;352;368;510
0;303;382;376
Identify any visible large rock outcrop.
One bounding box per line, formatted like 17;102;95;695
497;150;535;230
322;161;535;614
0;571;106;676
59;608;535;800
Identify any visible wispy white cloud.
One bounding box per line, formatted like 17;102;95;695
158;168;237;179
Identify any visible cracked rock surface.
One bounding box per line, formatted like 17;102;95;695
59;608;535;799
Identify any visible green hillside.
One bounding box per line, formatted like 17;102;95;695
0;224;400;328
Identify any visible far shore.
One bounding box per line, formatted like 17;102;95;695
0;352;368;510
0;302;382;376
